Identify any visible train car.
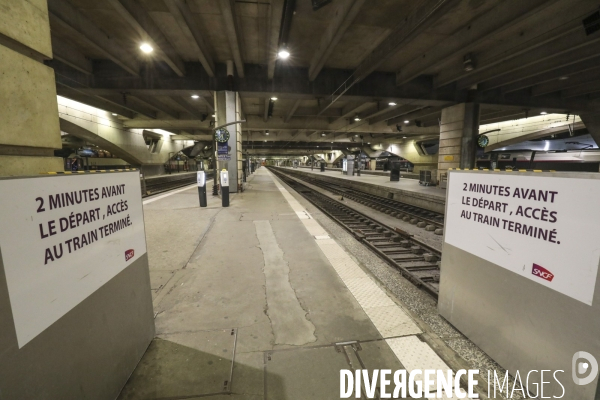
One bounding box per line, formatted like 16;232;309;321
375;156;414;172
477;150;600;172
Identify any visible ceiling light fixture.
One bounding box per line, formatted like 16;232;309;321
191;94;199;99
212;114;216;117
559;76;569;80
389;102;397;106
112;113;117;116
404;120;409;123
270;97;278;101
278;49;290;59
541;111;548;115
140;43;153;53
403;136;407;139
354;115;361;121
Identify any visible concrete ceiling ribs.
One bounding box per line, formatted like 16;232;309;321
45;0;600;154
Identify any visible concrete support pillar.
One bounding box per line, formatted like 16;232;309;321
438;103;480;180
214;91;242;193
0;1;63;176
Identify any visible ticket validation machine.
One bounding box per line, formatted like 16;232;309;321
197;171;207;207
220;170;229;207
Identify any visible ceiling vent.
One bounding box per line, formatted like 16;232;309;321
583;11;600;36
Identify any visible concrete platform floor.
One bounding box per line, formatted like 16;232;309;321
117;168;502;400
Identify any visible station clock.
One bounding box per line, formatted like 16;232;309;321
215;128;230;143
478;134;489;148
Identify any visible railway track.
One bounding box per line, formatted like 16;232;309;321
272;167;445;232
143;172;214;197
270;168;442;298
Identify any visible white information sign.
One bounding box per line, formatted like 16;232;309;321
220;171;229;187
445;171;600;305
0;172;147;347
197;171;206;187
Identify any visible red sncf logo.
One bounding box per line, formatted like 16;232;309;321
532;264;554;282
125;249;135;262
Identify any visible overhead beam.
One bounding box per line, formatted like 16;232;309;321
284;99;302;122
169;96;207;118
164;0;215;77
107;0;185;77
330;102;374;125
368;105;424;125
56;84;135;119
532;65;600;96
267;0;285;79
395;0;561;86
563;80;600;98
218;0;245;78
200;97;215;114
438;20;600;89
500;57;600;94
50;35;93;75
99;94;157;119
319;0;460;113
133;95;180;119
293;107;341;117
353;0;459;84
47;0;140;76
308;0;367;81
480;109;527;124
386;106;446;126
54;63;594;113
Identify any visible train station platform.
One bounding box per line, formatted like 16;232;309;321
277;167;447;214
118;168;492;399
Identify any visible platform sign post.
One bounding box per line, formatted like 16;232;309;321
220;169;230;207
197;171;207;207
439;170;600;399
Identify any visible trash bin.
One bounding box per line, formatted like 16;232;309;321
320;162;325;172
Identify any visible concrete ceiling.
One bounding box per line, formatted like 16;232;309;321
46;0;600;154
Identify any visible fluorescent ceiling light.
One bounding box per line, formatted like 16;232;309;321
540;111;548;115
404;120;409;123
191;95;200;99
270;97;278;101
140;43;153;53
389;102;397;106
278;50;290;59
112;113;117;116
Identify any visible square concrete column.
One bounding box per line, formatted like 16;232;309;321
214;91;243;192
437;103;480;180
0;0;63;176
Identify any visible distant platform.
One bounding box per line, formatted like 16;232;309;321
298;165;420;180
277;166;446;214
